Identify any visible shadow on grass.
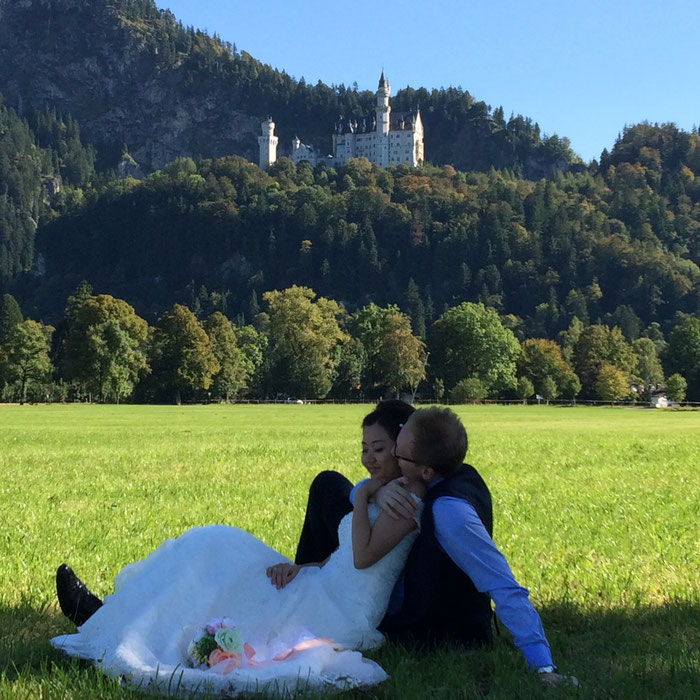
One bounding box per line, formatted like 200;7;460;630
1;599;698;699
535;600;700;699
0;597;91;678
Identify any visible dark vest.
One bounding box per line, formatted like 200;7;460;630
379;463;494;648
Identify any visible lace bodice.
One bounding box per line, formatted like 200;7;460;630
318;502;422;635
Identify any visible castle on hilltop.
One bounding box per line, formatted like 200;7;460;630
257;71;424;170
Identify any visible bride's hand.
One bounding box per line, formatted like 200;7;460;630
266;562;301;590
375;477;418;520
362;477;389;499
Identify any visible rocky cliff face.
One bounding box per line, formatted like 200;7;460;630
0;0;261;170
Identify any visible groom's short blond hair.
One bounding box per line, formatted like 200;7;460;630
406;407;467;476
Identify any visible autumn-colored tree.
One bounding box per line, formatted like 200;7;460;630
350;303;426;397
518;338;579;398
375;310;427;396
573;325;636;398
596;364;629;402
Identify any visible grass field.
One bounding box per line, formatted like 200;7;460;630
0;404;698;699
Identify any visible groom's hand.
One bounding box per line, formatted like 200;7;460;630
539;671;579;688
375;477;419;520
266;562;301;590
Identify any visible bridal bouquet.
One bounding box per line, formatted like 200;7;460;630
186;617;255;673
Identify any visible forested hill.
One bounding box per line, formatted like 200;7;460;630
10;121;700;343
0;0;576;176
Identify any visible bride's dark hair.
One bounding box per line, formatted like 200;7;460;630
362;400;415;441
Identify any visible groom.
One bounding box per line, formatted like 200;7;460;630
293;405;574;686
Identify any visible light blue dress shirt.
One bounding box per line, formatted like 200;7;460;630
350;479;554;669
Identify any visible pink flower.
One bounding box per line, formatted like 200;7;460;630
208;648;242;672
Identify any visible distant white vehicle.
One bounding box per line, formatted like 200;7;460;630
285;397;304;404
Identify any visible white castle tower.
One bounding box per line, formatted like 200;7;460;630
376;71;391;136
257;116;278;169
285;70;425;169
375;71;391;166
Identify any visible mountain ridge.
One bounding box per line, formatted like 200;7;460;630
0;0;577;176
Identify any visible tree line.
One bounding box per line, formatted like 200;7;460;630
1;285;696;405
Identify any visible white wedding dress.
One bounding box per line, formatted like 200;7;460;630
51;501;421;697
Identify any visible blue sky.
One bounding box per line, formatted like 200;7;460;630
158;0;700;163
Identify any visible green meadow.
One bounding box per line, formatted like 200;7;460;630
0;404;698;699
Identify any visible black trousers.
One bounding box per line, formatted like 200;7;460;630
295;470;353;565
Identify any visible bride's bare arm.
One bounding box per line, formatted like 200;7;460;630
352;480;425;569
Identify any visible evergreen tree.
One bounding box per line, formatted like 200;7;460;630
0;294;23;345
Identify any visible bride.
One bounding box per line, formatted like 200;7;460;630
51;401;425;697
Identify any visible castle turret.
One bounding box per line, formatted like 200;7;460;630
257;116;278;169
376;71;391;136
413;108;425;165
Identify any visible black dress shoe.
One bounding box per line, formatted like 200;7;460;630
56;563;104;626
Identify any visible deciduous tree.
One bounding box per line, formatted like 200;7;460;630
350;303;426;397
518;338;579;398
57;292;149;402
540;376;559;404
596;364;629;402
516;376;534;404
204;312;247;401
429;302;520;395
2;320;54;404
262;286;347;399
665;373;687;403
573;324;636;398
150;304;219;404
632;337;664;397
450;377;488;403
